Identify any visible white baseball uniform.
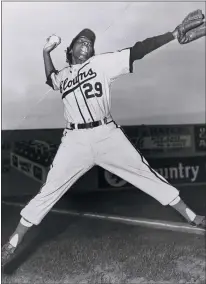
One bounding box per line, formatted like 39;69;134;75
21;49;179;225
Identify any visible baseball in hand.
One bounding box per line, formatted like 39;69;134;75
44;34;61;50
49;35;61;45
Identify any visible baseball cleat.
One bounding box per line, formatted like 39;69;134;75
1;242;16;268
189;215;206;229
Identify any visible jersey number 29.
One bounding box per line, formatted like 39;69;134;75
83;82;103;99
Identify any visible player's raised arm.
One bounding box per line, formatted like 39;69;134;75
130;9;205;63
43;35;62;90
43;35;61;77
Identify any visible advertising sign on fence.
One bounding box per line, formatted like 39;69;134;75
10;152;47;183
123;125;193;156
194;125;206;152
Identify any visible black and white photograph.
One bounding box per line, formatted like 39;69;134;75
1;1;206;283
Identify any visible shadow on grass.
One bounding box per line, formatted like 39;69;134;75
2;214;78;275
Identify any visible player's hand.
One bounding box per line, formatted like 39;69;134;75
43;35;61;53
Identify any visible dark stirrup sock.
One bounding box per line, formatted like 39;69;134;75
169;196;196;222
9;218;33;248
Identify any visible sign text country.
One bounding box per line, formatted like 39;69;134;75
154;163;199;182
98;156;206;188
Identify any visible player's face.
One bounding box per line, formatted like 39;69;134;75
72;36;94;62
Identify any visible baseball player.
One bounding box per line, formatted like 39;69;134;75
2;9;206;267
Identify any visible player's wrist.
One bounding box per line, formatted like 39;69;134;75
172;29;178;39
43;49;51;55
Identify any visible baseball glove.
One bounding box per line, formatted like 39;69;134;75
176;9;206;44
182;9;204;23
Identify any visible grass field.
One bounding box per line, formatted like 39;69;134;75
1;205;205;284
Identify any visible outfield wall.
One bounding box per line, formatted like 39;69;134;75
1;124;206;196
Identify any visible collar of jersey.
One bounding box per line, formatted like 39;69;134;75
69;57;93;69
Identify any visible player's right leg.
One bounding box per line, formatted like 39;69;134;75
96;124;205;229
2;128;94;268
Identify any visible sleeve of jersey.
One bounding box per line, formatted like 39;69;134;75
99;48;132;82
45;70;62;91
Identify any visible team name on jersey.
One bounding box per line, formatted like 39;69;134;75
60;68;97;95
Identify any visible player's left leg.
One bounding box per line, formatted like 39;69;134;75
2;128;95;268
96;125;205;229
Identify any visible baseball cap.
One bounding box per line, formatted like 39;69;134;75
75;28;96;45
66;29;96;63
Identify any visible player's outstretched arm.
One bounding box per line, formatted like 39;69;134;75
130;9;205;63
130;32;175;62
43;35;61;79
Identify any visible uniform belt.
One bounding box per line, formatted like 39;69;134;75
66;118;112;130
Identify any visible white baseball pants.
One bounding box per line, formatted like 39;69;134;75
21;122;179;225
